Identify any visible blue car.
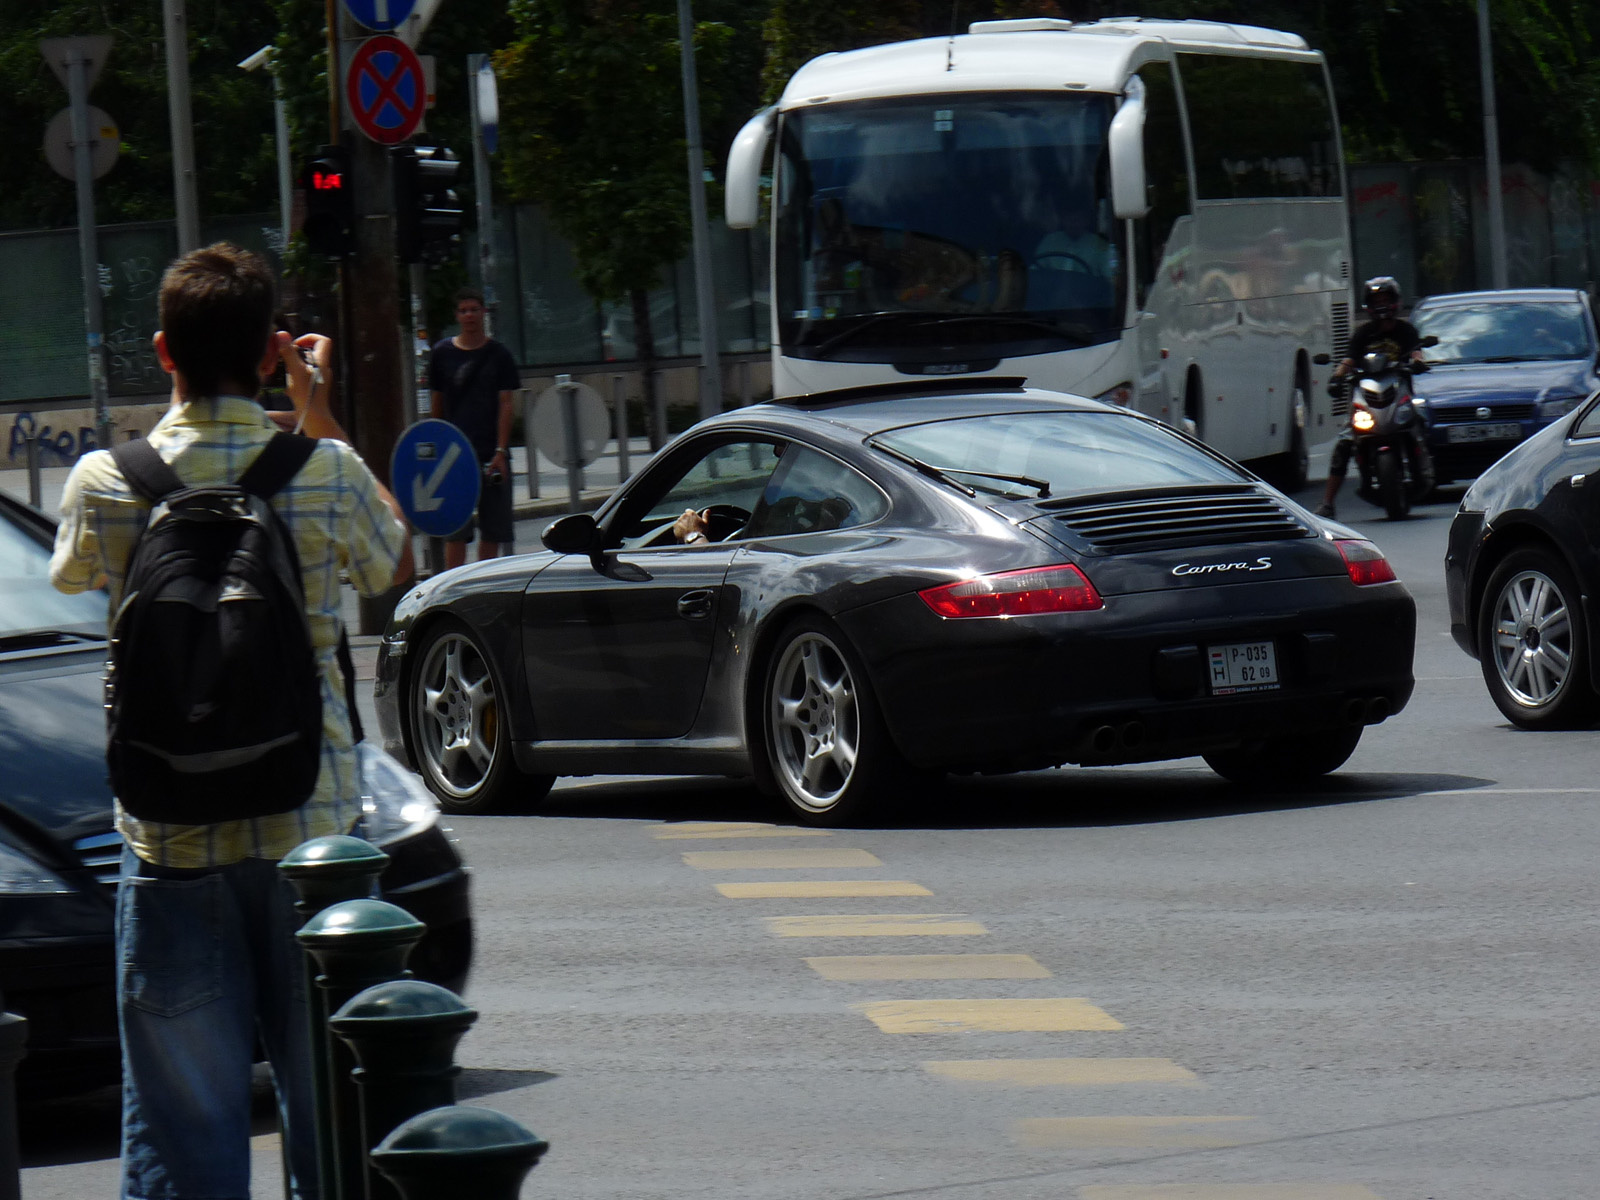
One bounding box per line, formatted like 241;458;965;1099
1410;288;1600;484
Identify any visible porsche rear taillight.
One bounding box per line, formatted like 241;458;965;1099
1335;539;1397;586
919;564;1103;618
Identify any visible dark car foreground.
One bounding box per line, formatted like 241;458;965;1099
0;488;472;1103
1412;288;1599;483
1447;391;1600;729
378;380;1417;824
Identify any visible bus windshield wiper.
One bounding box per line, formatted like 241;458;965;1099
807;312;922;357
866;439;1051;498
912;313;1096;344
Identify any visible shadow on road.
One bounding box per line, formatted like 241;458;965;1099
534;769;1497;830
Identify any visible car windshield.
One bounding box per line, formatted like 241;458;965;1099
872;411;1246;499
1415;300;1594;364
0;505;107;638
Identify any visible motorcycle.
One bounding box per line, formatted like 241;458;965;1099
1316;336;1438;520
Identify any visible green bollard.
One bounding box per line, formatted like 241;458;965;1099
329;980;478;1200
370;1106;548;1200
298;899;425;1200
281;836;392;1200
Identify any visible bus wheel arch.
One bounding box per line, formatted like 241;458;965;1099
1183;367;1203;440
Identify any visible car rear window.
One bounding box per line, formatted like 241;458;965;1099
873;411;1245;499
1415;300;1593;364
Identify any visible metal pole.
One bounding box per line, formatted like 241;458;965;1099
557;373;581;511
163;0;201;251
25;435;41;512
1479;0;1508;289
522;389;540;500
468;53;497;337
613;373;630;483
274;75;294;253
676;0;723;421
409;262;429;428
66;51;113;451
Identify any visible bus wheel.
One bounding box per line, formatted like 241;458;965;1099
1264;383;1310;492
1183;372;1203;440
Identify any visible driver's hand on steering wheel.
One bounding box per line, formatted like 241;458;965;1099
673;508;711;545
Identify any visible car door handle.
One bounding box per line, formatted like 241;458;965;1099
677;589;715;620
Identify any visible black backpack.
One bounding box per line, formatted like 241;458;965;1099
106;433;353;825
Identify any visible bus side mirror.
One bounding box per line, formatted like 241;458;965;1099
725;105;776;230
1109;78;1149;220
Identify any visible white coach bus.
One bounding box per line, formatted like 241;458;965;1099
725;16;1355;485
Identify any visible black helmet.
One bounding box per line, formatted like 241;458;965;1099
1363;276;1401;319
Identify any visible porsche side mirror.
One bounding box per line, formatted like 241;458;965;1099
1312;353;1331;365
541;513;598;555
1420;334;1440;348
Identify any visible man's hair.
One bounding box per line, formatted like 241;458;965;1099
159;243;277;399
454;287;485;309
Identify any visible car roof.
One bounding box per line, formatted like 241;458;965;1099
1415;288;1590;307
715;382;1119;439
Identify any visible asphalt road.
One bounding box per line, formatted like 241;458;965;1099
22;481;1600;1200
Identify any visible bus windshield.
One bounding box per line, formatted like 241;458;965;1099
775;93;1124;366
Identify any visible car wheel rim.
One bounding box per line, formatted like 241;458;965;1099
769;633;859;812
414;632;498;799
1491;569;1574;708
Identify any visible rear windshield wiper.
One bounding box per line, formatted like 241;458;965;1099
866;439;1051;498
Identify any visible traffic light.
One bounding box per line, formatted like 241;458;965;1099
393;145;463;264
300;145;354;258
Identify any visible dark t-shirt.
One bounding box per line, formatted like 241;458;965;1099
428;338;520;460
1347;318;1421;366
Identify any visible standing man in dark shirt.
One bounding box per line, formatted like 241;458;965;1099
429;288;521;567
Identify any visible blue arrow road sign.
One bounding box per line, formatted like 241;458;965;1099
343;0;417;33
391;419;481;538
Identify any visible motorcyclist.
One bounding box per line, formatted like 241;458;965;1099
1315;276;1431;518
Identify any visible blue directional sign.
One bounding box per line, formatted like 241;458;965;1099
391;419;481;538
342;0;417;33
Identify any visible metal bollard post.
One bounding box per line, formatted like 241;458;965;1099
0;994;26;1200
298;899;425;1200
25;434;41;512
612;373;629;483
521;388;539;500
371;1106;548;1200
281;837;393;1200
329;980;478;1200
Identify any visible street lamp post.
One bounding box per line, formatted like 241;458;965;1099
1478;0;1509;289
239;46;293;254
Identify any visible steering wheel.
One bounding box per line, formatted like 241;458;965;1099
1031;250;1095;274
700;504;752;542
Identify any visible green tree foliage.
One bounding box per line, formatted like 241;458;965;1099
0;0;282;231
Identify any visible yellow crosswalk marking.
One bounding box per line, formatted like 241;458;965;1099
682;849;882;870
1016;1116;1251;1149
1080;1187;1383;1200
923;1057;1199;1086
654;825;831;840
808;954;1048;980
716;880;933;899
768;914;987;937
856;997;1123;1033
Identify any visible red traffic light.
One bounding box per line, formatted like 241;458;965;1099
311;170;344;191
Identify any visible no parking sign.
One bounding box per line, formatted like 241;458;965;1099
346;35;425;145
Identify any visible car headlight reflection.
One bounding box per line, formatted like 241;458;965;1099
1352;408;1377;432
0;841;75;895
358;743;441;846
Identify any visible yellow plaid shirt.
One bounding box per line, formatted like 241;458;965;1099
50;396;406;867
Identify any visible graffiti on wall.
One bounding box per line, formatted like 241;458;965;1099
102;255;166;394
5;413;98;466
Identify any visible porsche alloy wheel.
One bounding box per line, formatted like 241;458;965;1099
1480;549;1596;729
410;621;553;814
763;616;906;825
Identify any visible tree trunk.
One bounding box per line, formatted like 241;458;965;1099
632;288;662;449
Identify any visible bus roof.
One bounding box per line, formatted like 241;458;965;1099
778;17;1318;109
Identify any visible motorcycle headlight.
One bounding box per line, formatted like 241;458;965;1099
358;743;441;846
1352;407;1377;432
0;841;75;895
1537;394;1584;419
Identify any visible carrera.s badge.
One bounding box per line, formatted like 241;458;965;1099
1172;556;1273;577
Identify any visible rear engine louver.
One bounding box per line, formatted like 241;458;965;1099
1046;487;1313;552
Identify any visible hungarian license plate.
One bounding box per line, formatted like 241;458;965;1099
1207;640;1279;695
1446;422;1520;443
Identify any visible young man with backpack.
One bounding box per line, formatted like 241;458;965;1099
50;243;412;1200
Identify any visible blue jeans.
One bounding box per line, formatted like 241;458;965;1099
117;848;319;1200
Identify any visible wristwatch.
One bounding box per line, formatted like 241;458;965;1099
685;531;708;545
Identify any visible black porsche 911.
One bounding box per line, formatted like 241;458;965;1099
376;379;1416;824
1446;387;1600;729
